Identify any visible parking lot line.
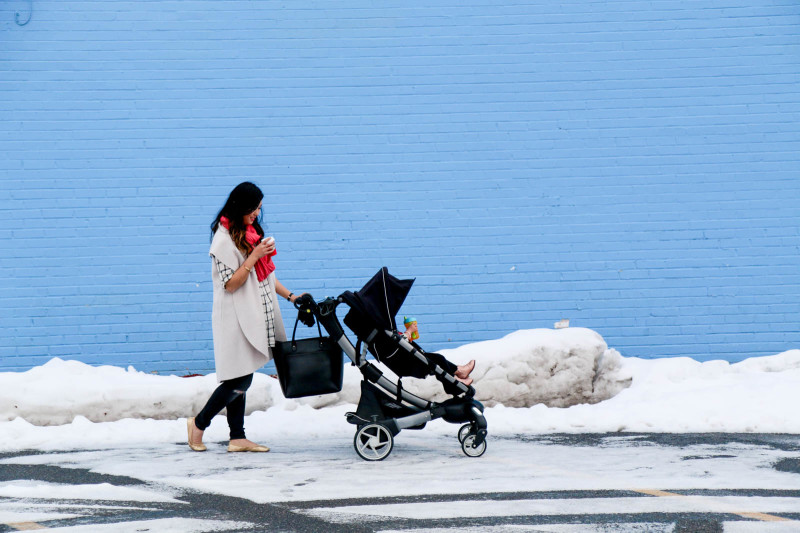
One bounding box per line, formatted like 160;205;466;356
633;489;794;523
737;512;792;522
7;523;46;531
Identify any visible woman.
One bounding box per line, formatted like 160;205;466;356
188;182;303;453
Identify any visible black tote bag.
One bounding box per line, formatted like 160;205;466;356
272;313;344;399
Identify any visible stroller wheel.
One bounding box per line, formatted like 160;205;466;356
461;434;487;458
354;424;394;461
458;423;473;443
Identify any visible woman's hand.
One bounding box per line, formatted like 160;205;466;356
252;238;275;259
290;292;309;304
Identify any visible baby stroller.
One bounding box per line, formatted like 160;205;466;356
303;267;488;461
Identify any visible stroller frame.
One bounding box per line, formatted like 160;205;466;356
309;295;488;461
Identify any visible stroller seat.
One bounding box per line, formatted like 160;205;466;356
341;287;471;398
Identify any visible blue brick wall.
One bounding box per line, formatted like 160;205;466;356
1;0;799;373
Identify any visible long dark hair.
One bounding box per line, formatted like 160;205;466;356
211;182;265;256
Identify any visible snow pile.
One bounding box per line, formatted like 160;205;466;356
595;350;800;433
302;327;630;409
0;328;629;424
437;327;630;408
0;359;279;426
2;329;799;435
491;348;800;434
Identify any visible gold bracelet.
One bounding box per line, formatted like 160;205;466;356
243;265;251;273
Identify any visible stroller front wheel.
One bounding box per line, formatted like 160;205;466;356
461;434;487;458
354;423;394;461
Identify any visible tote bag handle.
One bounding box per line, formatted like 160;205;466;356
290;311;325;352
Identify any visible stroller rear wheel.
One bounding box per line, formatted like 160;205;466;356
461;434;487;458
458;423;473;443
354;423;394;461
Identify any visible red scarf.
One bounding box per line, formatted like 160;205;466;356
220;216;275;282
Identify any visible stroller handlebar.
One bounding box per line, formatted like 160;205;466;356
293;293;315;310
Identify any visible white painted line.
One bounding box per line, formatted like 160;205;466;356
32;518;252;532
2;503;157;512
302;496;800;523
1;510;78;523
0;482;181;503
378;524;673;533
723;521;800;532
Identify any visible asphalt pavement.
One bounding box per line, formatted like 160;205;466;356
0;433;798;532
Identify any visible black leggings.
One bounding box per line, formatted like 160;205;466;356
382;348;458;380
426;352;458;375
194;373;253;440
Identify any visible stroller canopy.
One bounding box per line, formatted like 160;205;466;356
343;267;414;333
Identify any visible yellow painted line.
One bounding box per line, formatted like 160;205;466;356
635;489;681;498
738;512;792;522
633;489;794;523
7;523;47;530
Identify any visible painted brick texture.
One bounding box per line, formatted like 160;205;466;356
1;1;799;373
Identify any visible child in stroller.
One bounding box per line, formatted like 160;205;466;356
401;316;476;386
305;267;488;461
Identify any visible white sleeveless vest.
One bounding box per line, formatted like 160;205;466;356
208;226;286;381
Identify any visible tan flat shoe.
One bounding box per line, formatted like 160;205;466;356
455;376;473;387
187;417;207;452
228;443;270;453
456;360;476;379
